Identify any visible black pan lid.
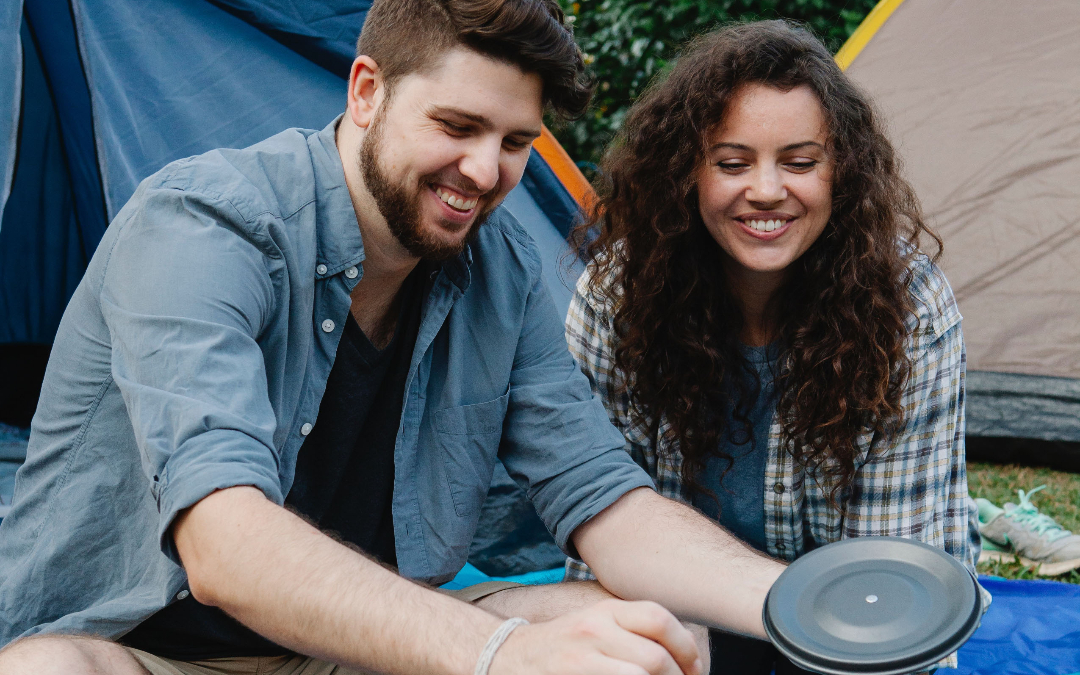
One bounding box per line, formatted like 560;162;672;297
763;537;982;675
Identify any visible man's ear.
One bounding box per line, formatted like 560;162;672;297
347;55;384;129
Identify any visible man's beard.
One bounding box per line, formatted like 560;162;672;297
359;118;495;262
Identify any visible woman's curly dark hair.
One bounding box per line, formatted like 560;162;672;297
572;20;941;503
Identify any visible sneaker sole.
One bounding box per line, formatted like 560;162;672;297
979;549;1080;576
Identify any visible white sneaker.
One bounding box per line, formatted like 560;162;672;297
977;486;1080;577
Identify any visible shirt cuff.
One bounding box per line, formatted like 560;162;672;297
154;429;283;565
537;453;655;559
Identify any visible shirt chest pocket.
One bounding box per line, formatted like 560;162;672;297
433;390;510;518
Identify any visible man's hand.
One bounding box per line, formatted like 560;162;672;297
493;599;703;675
478;581;711;674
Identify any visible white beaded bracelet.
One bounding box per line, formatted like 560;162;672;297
473;617;529;675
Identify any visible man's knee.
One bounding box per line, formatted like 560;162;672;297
0;634;150;675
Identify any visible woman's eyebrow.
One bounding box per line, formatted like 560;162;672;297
708;142;752;152
707;141;825;152
780;141;825;152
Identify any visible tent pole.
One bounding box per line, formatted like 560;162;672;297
834;0;906;71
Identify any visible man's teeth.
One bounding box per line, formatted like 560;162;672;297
435;187;478;212
746;219;787;232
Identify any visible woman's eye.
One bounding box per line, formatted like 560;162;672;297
786;161;818;172
718;161;749;171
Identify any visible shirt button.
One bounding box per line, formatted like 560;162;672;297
300;423;313;436
176;590;190;600
773;482;786;494
316;263;328;275
344;266;358;279
321;319;335;333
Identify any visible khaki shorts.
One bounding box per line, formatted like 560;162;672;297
129;650;369;675
127;582;521;675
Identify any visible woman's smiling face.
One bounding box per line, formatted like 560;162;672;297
695;83;833;287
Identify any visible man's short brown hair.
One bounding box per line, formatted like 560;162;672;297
356;0;592;120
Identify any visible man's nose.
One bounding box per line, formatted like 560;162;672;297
458;137;501;194
746;165;786;205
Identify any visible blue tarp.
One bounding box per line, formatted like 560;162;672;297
940;576;1080;675
441;562;564;591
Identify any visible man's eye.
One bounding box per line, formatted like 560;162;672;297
504;139;530;151
441;121;470;134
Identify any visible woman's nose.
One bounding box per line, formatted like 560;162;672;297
746;166;786;205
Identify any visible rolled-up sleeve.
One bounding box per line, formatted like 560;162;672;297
498;271;654;556
99;186;283;562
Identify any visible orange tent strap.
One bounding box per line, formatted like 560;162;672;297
532;125;595;211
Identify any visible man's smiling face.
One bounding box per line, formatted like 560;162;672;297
358;46;543;261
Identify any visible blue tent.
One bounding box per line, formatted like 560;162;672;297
0;0;584;348
0;0;586;570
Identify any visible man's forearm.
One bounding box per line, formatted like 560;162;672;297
174;486;502;675
573;487;784;639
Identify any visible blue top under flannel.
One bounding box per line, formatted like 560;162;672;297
692;342;779;552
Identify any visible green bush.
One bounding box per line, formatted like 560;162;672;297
554;0;878;168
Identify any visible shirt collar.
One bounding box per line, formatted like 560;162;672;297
442;243;473;292
308;114;365;276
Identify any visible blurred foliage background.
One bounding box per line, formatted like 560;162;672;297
553;0;878;170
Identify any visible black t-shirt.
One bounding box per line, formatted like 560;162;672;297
122;269;425;660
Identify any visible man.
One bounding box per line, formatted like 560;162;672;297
0;0;783;673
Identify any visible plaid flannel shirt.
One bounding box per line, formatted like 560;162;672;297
564;255;985;669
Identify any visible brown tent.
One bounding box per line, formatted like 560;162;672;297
838;0;1080;468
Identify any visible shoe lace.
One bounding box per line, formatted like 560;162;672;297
1006;485;1071;543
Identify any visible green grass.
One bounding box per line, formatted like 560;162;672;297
968;462;1080;584
977;555;1080;585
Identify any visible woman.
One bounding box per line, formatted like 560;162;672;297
565;21;981;673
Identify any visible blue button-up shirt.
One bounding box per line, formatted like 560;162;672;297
0;119;651;643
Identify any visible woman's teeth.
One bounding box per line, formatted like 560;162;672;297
435;187;477;212
746;219;787;232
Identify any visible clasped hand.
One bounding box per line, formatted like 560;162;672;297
490;598;704;675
